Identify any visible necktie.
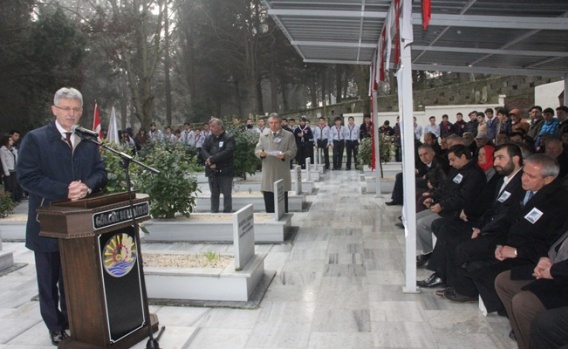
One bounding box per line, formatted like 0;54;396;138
64;132;73;149
523;191;534;206
273;132;277;137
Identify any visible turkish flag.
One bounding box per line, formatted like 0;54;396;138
423;0;431;30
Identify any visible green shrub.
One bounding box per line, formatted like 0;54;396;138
225;124;261;178
0;191;17;218
100;142;200;219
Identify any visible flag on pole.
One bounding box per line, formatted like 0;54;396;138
422;0;431;30
107;106;120;144
92;102;102;141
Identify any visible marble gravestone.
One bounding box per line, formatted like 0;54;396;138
233;204;255;271
294;165;302;195
305;158;311;180
273;179;285;221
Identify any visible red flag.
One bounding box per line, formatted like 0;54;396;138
394;0;401;64
422;0;431;30
92;102;102;141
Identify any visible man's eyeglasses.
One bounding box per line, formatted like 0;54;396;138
54;105;82;113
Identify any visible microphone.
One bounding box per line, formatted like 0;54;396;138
72;125;99;139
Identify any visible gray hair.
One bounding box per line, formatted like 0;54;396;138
208;118;224;128
54;87;83;107
268;112;281;121
525;154;560;179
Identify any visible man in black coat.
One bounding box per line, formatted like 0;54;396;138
419;144;524;289
415;145;487;265
495;218;568;349
293;116;314;169
200;118;236;213
453;154;568;313
17;87;108;345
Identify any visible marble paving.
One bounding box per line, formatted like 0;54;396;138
0;171;516;348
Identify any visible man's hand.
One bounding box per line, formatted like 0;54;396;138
430;203;442;213
496;245;517;261
68;180;89;201
460;209;468;222
495;245;504;261
275;152;285;159
259;150;266;158
471;228;480;239
534;257;553;279
423;197;433;208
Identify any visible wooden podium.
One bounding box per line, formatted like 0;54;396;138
37;192;159;349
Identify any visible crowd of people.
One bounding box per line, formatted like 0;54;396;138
387;105;568;349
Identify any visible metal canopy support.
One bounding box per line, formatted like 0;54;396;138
411;64;566;78
372;90;381;197
267;9;388;19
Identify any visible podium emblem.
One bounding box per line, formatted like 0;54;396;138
102;233;137;277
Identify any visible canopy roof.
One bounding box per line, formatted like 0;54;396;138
262;0;568;77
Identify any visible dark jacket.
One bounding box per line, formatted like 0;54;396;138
468;180;568;312
424;157;448;189
293;125;313;147
432;159;486;219
17;121;108;252
522;220;568;309
478;169;525;236
464;120;478;137
200;130;236;177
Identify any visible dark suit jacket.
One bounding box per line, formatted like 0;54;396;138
17;121;108;252
200;131;236;177
469;180;568;293
522;220;568;309
477;169;525;237
433;160;486;219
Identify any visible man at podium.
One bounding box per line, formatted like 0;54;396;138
17;87;108;346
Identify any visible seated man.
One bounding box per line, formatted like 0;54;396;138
415;145;487;271
449;154;567;312
386;138;427;206
495;219;568;349
419;144;524;289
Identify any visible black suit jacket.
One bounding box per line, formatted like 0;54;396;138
506;179;568;264
433;160;487;219
478;169;525;237
17;121;108;252
522;220;568;309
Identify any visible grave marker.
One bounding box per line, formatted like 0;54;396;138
294;165;302;195
273;179;285;221
233;204;255;270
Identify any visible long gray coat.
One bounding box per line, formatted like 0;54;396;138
255;129;297;192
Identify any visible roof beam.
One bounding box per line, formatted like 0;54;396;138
412;45;568;58
267;9;387;19
413;13;568;31
412;63;565;78
304;59;370;65
291;40;376;49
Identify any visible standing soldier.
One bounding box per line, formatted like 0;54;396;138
293;116;313;169
314;117;331;170
344;116;360;170
330;116;345;170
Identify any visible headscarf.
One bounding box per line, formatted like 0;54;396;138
478;145;495;172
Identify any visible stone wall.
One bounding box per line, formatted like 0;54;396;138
281;75;562;118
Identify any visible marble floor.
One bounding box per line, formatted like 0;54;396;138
0;170;516;348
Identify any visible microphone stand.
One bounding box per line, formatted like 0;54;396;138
78;134;164;349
